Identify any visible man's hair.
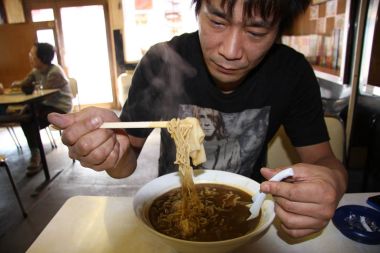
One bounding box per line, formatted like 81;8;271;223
34;42;55;65
192;0;311;34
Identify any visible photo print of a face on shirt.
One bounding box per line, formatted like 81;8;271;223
179;105;270;175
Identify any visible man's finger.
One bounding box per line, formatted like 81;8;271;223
280;225;319;238
48;112;75;129
261;164;329;182
260;167;283;180
61;116;103;146
274;196;334;220
261;180;335;204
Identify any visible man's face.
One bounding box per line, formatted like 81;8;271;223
29;46;43;69
197;0;279;91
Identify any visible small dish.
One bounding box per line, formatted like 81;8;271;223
333;204;380;244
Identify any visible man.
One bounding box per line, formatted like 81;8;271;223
12;42;72;176
48;0;347;238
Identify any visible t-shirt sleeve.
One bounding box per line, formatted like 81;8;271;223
283;57;329;147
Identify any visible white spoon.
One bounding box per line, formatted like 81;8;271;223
247;167;295;221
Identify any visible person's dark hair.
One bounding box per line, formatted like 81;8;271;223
34;42;55;65
192;0;311;34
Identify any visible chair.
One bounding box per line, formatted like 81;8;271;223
1;103;58;150
117;71;133;108
0;113;33;151
4;124;23;151
69;77;80;111
267;116;346;168
45;126;57;148
267;125;299;168
47;77;80;147
324;116;346;163
48;77;79;162
0;155;27;217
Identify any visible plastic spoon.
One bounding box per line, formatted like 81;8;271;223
247;167;295;221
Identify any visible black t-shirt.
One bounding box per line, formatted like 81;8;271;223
120;31;328;181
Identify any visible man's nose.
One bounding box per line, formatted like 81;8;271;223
219;28;243;60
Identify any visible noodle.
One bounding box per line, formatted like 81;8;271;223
166;117;206;237
150;117;257;241
149;183;259;241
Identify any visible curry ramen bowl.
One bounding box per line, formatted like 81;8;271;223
133;169;275;253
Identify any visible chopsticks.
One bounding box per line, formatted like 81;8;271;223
100;121;168;129
50;121;169;130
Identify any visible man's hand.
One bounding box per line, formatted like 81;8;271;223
48;107;131;175
260;164;344;238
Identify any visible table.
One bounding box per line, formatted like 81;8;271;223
0;89;59;181
27;192;380;253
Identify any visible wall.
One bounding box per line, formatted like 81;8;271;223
0;23;37;87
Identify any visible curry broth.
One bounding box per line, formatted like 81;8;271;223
148;183;261;242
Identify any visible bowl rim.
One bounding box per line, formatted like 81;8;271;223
133;169;275;245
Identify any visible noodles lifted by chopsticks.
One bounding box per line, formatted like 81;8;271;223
167;117;206;237
153;118;255;241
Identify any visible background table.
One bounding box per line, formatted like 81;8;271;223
27;192;380;253
0;89;59;181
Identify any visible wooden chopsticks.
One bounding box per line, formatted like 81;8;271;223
100;121;168;129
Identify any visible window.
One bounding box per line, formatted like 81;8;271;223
359;0;380;96
36;29;58;64
60;5;113;104
31;8;54;22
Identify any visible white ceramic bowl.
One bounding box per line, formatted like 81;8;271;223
133;169;275;253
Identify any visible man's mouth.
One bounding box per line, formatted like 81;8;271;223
212;61;244;74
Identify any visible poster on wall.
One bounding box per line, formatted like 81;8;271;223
326;0;337;17
317;17;326;34
310;5;319;20
335;14;345;30
123;0;197;63
135;0;152;10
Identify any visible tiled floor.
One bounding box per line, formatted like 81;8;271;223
0;125;379;253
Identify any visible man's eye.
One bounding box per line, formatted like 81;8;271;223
210;18;225;27
247;31;267;38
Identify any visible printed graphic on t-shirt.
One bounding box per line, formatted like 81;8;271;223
179;105;270;175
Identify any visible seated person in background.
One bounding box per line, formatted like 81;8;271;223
12;42;72;176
